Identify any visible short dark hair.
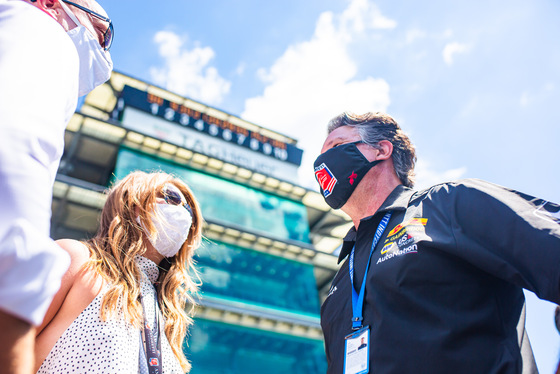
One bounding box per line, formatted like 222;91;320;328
328;112;417;187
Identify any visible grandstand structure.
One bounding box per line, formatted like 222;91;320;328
50;71;353;373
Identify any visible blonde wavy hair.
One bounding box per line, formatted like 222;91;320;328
84;171;203;372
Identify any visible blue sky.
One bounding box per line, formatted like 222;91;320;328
100;0;560;371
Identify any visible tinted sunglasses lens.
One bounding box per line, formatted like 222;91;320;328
103;23;113;50
162;184;183;206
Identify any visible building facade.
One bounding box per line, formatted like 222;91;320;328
50;71;353;373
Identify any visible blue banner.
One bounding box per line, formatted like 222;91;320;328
114;85;304;166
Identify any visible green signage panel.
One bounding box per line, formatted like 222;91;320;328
113;147;310;243
185;319;327;374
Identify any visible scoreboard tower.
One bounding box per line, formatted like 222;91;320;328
51;71;353;374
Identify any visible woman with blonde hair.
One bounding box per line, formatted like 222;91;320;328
34;171;203;373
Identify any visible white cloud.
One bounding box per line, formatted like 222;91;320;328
442;29;454;39
414;158;467;190
442;42;470;65
340;0;397;33
241;0;394;188
150;31;231;105
405;29;426;44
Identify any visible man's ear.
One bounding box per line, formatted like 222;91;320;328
376;140;393;160
34;0;79;31
31;0;60;18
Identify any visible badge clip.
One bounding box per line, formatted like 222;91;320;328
352;316;363;330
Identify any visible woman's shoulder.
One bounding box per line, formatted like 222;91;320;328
55;239;104;293
56;238;90;257
55;239;92;274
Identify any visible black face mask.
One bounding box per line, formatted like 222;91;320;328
313;141;382;209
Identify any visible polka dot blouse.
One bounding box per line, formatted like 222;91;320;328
38;256;184;373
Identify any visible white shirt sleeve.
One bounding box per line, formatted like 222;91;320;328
0;0;78;325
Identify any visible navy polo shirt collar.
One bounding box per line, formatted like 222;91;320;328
337;184;416;264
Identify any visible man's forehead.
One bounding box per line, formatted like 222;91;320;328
323;126;360;147
74;0;106;16
320;127;361;154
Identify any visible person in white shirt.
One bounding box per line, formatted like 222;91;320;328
0;1;112;373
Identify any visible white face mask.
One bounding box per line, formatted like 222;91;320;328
59;1;113;96
138;204;193;258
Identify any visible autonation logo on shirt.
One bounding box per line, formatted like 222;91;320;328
376;218;428;265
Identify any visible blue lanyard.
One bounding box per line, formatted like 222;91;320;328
349;211;392;330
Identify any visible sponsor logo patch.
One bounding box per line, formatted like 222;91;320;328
149;358;159;366
315;163;337;197
387;218;427;237
377;218;428;264
380;242;395;254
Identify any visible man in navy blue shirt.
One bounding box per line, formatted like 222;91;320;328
314;112;559;374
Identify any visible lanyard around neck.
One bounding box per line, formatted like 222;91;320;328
349;211;392;330
140;290;162;374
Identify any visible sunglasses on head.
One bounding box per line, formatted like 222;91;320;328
161;184;193;216
60;0;114;51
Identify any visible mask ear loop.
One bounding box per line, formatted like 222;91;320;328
58;0;112;61
350;140;384;167
58;0;82;29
